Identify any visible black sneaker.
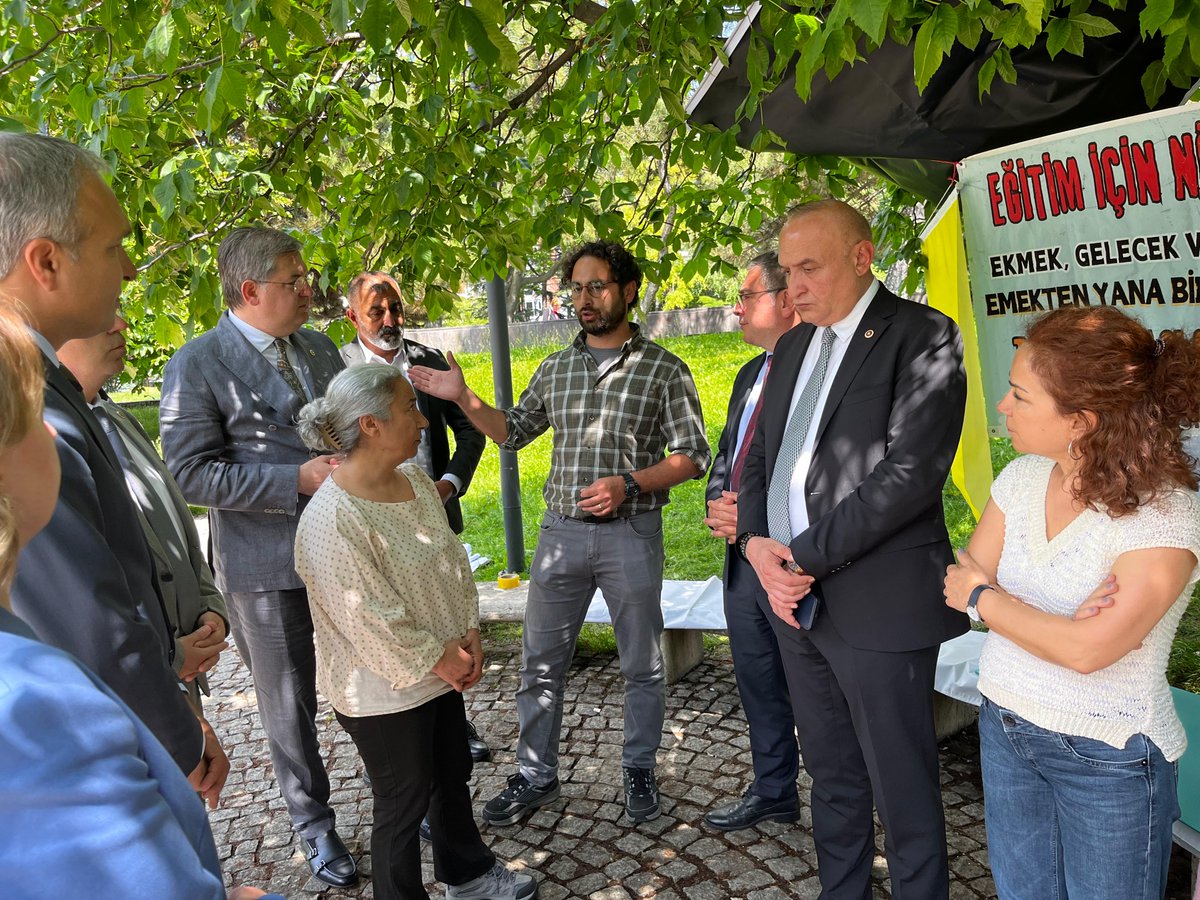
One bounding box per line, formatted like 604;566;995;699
623;766;660;822
482;773;561;826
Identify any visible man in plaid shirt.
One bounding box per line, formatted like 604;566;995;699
411;240;710;826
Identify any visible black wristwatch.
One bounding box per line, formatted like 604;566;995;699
967;583;996;623
622;472;640;499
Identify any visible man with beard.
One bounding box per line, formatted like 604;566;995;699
339;272;486;539
410;240;709;826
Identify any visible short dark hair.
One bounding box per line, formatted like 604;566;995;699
345;271;401;311
748;250;786;294
562;241;643;306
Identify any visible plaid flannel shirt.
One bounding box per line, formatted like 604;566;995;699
500;324;710;518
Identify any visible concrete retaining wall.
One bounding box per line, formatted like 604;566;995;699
419;305;737;355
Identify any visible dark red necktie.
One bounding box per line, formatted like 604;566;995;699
729;354;773;491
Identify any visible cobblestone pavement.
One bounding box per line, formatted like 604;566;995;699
203;636;1194;899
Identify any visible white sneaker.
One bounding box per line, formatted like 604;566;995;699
445;862;538;900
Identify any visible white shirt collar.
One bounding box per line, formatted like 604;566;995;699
358;336;407;367
228;310;285;354
827;280;879;343
27;328;59;366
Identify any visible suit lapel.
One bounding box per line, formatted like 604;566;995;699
813;289;896;446
44;360;124;473
722;353;767;490
214;314;304;416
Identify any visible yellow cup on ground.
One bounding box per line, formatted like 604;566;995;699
497;571;521;590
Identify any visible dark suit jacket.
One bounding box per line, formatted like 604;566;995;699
707;351;769;589
738;285;969;652
11;359;202;772
160;313;346;594
340;337;485;534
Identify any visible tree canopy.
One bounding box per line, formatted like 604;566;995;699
2;0;1195;379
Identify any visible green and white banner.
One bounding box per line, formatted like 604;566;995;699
957;104;1200;434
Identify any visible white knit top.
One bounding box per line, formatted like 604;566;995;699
294;464;480;717
978;454;1200;761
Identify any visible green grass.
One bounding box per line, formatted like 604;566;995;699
111;329;1200;690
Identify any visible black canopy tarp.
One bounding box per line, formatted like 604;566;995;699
687;2;1188;202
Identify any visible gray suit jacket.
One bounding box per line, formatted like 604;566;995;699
160;313;346;593
95;397;228;698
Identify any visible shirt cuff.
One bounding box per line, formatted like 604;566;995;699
440;473;463;497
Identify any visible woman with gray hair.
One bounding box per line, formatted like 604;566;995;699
294;364;538;900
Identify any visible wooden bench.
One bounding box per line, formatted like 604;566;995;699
476;578;979;740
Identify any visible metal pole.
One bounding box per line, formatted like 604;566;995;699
486;271;526;573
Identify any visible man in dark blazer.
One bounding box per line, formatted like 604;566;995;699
339;271;485;536
0;132;206;778
738;199;967;899
160;227;357;888
702;251;803;832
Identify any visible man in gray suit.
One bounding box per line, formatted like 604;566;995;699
58;315;230;710
0;132;206;779
160;227;356;887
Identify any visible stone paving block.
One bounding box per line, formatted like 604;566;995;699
202;642;1002;899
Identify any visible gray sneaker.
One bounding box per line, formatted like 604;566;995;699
446;862;538;899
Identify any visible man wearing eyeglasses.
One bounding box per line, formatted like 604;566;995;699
160;227;358;888
411;240;710;827
702;251;803;832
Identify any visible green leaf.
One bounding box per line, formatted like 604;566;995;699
360;0;390;51
330;0;350;34
469;0;504;27
153;174;177;218
913;4;959;92
845;0;890;45
200;65;223;131
1141;59;1167;105
1140;0;1175;35
1070;12;1118;38
392;0;411;28
144;13;177;66
457;6;498;65
1046;18;1070;58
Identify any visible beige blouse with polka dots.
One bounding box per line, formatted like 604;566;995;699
295;463;480;717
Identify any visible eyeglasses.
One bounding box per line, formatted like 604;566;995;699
562;280;618;300
258;273;316;294
735;287;781;305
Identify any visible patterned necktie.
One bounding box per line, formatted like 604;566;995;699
729;355;773;492
273;338;306;400
767;327;836;545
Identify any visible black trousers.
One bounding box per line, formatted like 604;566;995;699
337;690;494;900
773;619;948;900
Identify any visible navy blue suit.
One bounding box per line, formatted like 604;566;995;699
707;351;798;801
12;357;201;773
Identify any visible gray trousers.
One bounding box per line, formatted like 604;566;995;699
226;588;334;840
516;510;666;785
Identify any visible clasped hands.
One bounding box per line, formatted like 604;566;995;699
745;536;814;630
432;628;484;692
178;611;228;683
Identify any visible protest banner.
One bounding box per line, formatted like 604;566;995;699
957;104;1200;434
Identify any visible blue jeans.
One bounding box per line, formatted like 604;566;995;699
979;697;1179;900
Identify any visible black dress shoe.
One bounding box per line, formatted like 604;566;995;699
703;789;800;832
466;718;491;763
302;828;358;887
419;816;432;842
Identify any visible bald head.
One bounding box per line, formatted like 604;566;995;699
777;199;876;327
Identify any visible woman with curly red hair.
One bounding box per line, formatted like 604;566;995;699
944;305;1200;899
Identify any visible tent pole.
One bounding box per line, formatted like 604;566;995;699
487;271;526;573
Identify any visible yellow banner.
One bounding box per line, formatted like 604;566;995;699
922;194;992;519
